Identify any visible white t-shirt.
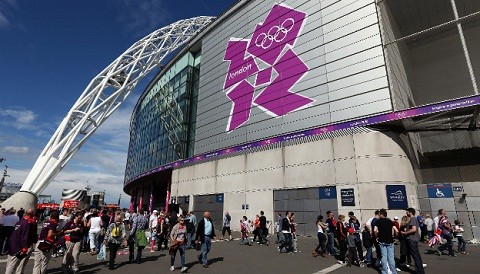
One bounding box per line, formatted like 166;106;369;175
90;216;102;230
433;216;440;230
149;214;158;228
317;222;324;233
424;218;434;231
454;225;464;237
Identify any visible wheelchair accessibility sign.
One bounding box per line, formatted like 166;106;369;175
427;183;453;198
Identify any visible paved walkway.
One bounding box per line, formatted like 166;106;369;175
1;232;478;273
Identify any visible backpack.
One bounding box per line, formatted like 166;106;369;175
111;225;121;237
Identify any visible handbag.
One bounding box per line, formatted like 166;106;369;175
97;243;106;261
37;239;54;252
169;241;180;255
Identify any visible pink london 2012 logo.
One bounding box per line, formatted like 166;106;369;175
223;3;315;132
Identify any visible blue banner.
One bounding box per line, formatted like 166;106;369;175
427;184;453;198
340;188;355;206
386;185;408;209
319;186;337;199
215;194;224;203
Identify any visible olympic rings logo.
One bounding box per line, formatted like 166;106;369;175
254;18;295;49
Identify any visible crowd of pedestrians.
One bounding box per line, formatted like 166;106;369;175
0;204;471;273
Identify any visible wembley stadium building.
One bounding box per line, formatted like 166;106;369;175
123;0;480;238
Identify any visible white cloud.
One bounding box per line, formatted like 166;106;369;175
1;146;29;154
0;0;18;29
0;108;38;130
0;11;9;27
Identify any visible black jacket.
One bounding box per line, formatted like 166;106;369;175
195;218;216;243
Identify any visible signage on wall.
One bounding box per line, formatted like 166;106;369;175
340;188;355;206
453;186;463;192
319;186;337;199
215;194;224;203
222;3;314;132
386;185;408;209
63;200;80;208
241;204;249;210
427;183;453;198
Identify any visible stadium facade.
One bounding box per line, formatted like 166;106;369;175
123;0;480;238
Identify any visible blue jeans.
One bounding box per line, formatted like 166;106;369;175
186;232;194;249
200;236;212;265
457;236;466;252
326;232;337;255
364;246;373;264
379;242;397;274
170;244;185;267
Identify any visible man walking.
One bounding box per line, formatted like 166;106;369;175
258;211;267;244
278;211;293;253
402;208;426;274
325;211;338;256
374;209;398;274
220;211;231;241
5;208;38;274
195;211;216;268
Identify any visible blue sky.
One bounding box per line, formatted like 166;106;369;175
0;0;236;207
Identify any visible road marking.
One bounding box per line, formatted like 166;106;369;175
313;263;343;274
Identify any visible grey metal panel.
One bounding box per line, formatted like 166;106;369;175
274;190;289;201
293;212;305;224
304;222;317;237
445;211;458;222
274;200;288;212
287;189;299;200
429;198;456;212
465;197;480;211
303;199;321;212
418;198;431;213
296;223;306;236
473;211;480;226
308;187;320;199
287;199;303;212
454;197;469;211
330;98;391;123
298;188;310;199
320;199;338;212
417;184;428;199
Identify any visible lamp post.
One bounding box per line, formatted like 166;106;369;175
0;165;10;193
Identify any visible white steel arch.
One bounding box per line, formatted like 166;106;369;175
21;16;215;196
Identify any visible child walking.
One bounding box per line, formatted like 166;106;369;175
454;219;467;255
347;227;363;267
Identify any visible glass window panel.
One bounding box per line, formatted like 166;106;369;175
381;0;455;43
462;16;480;90
385;24;473;110
455;0;480;17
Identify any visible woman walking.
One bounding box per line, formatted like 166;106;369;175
312;215;328;257
130;208;148;264
169;216;188;272
397;216;412;269
105;215;126;270
87;210;103;255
